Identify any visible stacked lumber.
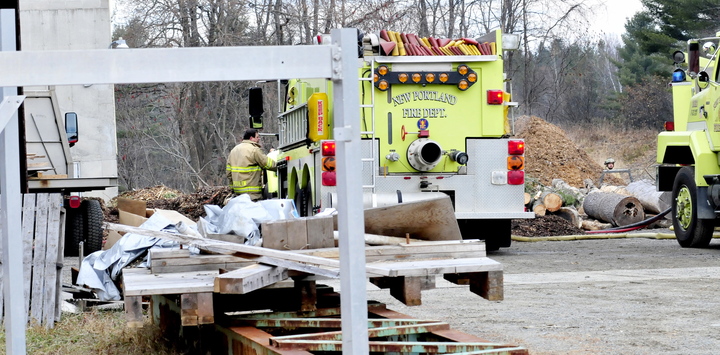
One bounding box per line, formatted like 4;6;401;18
111;221;504;321
378;30;495;56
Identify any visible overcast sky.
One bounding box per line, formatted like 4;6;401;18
593;0;645;35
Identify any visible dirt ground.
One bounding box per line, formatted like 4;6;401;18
323;236;720;354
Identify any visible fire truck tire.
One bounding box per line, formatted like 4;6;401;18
672;167;713;248
458;219;511;252
83;199;105;254
294;181;312;217
64;207;84;257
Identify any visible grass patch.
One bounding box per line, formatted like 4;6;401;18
0;310;181;355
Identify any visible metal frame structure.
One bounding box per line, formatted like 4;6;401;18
0;25;367;354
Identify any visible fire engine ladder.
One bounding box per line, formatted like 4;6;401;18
359;58;377;193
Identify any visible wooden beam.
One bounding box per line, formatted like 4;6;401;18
214;264;289;294
388;276;423;306
294;279;317;312
124;295;144;328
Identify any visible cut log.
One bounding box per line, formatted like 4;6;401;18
625;179;671;214
531;200;546;216
549;207;581;228
582;191;645;227
524;192;532;206
581;219;613;231
541;192;563;212
600;185;630;196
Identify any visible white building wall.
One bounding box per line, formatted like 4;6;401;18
19;0;118;200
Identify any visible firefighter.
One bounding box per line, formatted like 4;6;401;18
604;158;615;170
226;128;279;201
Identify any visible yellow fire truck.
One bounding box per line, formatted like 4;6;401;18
253;29;532;250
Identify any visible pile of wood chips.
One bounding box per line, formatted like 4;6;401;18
515;115;624;187
106;185;234;222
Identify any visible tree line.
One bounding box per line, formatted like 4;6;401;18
112;0;703;192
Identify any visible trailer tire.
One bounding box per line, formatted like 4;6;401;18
672;167;713;248
64;208;85;256
83;199;105;254
458;219;511;252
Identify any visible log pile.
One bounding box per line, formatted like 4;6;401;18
524;178;672;233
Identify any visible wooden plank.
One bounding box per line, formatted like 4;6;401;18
368;257;503;277
214;264;289;294
197;292;214;324
305;216;334;249
286;218;308;250
122;268;218;296
106;222;388;277
296;240;486;261
30;193;49;324
153;254;248;267
42;194;62;327
149;248;190;259
124;295;144;328
261;219;288;250
55;206;67;322
151;262;252;274
181;293;199;326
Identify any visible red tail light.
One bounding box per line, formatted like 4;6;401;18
664;122;675;131
322;171;336;186
68;196;81;209
487;90;504;105
507;170;524;185
321;140;336;156
508;140;525;155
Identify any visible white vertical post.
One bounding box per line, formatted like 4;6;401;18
0;9;27;354
331;28;369;353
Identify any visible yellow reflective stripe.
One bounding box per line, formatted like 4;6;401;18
227;165;262;173
265;157;275;169
232;186;262;193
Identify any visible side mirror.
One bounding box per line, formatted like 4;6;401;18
672;50;685;64
248;87;264;129
65;112;78;147
703;41;716;56
698;71;710;90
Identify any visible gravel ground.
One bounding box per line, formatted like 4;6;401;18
327;234;720;354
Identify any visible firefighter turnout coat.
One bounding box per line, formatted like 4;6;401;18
226;140;277;200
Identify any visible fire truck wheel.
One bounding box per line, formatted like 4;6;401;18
294;181;312;217
83;199;105;254
64;207;84;256
458;219;511;252
672;167;713;248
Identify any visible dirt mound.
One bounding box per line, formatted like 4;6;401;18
515;116;623;187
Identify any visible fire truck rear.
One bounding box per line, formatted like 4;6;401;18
258;29;532;250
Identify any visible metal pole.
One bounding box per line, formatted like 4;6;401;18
331;28;369;353
0;9;28;354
